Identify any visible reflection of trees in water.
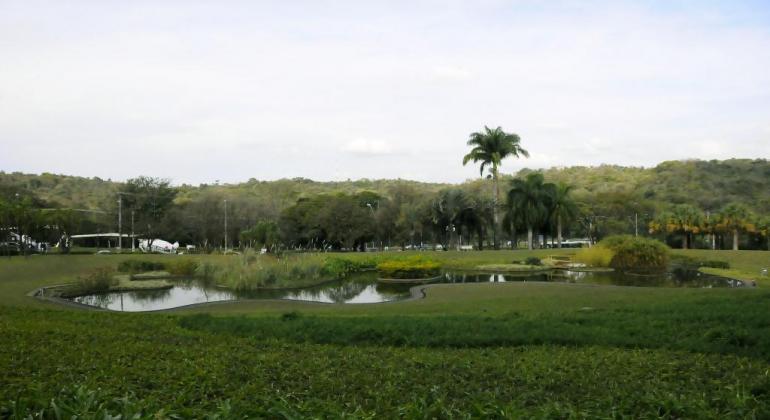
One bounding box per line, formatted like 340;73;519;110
313;280;370;303
375;282;412;296
75;293;115;308
127;288;173;303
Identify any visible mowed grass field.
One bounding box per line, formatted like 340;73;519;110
0;250;769;418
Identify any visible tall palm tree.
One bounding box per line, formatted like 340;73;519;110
507;173;552;250
719;203;754;250
462;126;528;249
548;183;577;248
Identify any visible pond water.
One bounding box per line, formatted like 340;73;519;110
70;267;746;312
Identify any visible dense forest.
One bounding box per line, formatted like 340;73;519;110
1;159;769;251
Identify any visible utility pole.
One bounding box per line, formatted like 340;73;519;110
223;199;228;252
706;210;715;250
634;212;638;237
131;210;135;253
117;195;122;250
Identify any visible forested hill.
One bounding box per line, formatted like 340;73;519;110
1;158;769;216
518;159;770;213
0;172;450;215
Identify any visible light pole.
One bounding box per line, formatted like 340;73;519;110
131;210;135;253
367;202;377;251
634;212;638;237
223;199;228;253
117;195;122;250
14;193;22;253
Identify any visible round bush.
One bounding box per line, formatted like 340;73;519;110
598;235;670;272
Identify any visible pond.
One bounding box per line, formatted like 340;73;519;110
70;268;746;312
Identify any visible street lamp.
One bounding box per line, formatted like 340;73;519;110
223;199;228;253
117;196;122;250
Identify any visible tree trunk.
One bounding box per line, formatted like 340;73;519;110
557;216;563;248
682;232;688;249
527;227;533;250
733;229;739;250
492;166;500;250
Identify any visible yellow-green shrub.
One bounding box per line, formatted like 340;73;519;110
574;246;614;268
377;256;442;279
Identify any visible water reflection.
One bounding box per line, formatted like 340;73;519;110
444;268;741;288
71;267;744;312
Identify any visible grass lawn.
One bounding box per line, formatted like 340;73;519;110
0;250;769;418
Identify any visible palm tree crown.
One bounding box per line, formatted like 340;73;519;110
462;126;529;176
462;126;528;249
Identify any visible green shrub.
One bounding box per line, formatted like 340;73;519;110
699;260;730;269
117;259;166;273
574;246;614;267
76;267;117;292
670;254;699;266
167;259;199;276
524;256;542;266
377;256;441;279
599;235;670;272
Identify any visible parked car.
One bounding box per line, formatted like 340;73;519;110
0;242;21;255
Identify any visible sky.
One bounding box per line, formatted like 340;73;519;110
1;0;769;185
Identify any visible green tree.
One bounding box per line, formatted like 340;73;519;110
758;215;770;251
719;203;755;251
123;176;178;248
431;189;473;250
240;221;280;251
507;173;553;250
548;183;578;248
462;126;528;249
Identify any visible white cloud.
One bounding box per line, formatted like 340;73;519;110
430;65;473;81
0;1;769;184
341;138;397;156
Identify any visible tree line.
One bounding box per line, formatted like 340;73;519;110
1;138;769;252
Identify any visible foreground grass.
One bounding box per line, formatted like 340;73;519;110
1;307;768;418
178;287;770;358
1;250;769;417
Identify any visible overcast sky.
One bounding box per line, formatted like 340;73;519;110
1;0;769;185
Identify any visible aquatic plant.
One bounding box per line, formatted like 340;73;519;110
573;246;614;268
214;251;333;291
167;259;199;276
117;259;166;273
75;266;117;293
377;256;442;279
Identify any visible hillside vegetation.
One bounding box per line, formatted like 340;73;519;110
2;159;768;251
